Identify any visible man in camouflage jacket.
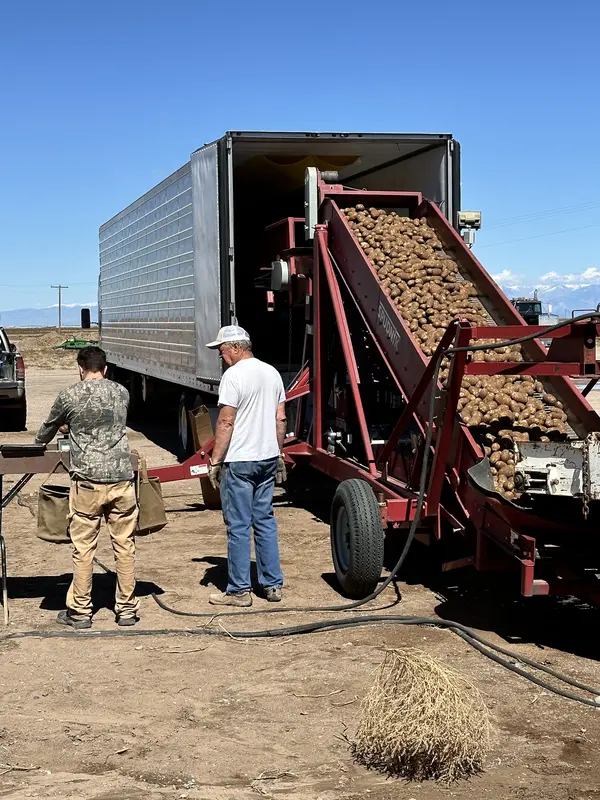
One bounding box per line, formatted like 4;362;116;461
36;346;139;628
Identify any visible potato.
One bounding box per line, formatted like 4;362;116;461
349;203;584;500
469;411;483;426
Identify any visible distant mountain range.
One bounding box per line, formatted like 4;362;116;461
1;267;599;326
493;268;600;317
0;303;97;328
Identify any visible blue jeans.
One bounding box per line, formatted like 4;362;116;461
220;458;283;594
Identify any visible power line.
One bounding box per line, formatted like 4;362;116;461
485;199;600;229
0;281;96;287
478;221;600;249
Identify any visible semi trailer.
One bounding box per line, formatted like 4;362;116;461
99;131;600;605
99;131;460;455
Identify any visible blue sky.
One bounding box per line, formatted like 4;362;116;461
0;0;598;310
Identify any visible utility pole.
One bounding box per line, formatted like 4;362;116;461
51;284;69;330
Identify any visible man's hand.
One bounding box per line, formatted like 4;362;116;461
208;460;222;491
276;454;287;485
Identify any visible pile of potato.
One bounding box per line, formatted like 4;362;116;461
343;204;569;500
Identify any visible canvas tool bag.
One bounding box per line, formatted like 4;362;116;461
37;460;71;544
135;453;167;536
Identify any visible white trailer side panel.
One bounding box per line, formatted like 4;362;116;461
99;159;221;392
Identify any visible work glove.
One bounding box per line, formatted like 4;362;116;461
276;454;287;485
208;460;222;491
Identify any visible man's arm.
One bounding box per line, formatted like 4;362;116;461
276;402;287;452
211;405;237;464
35;394;68;444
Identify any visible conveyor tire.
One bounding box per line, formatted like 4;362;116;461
330;479;384;598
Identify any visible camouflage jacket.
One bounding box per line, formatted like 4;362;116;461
35;379;133;482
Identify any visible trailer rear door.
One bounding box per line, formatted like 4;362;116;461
191;143;223;383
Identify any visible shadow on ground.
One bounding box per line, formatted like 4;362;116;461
194;555;261;593
384;535;600;660
7;571;164;613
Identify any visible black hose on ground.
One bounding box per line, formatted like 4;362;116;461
4;613;599;707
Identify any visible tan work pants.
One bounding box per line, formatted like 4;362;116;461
66;480;139;620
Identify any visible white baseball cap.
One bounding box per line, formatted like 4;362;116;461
206;325;251;349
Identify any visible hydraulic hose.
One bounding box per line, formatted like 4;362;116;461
4;613;599;707
446;310;600;354
6;315;599;710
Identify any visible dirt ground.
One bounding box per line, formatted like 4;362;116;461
7;328;98;369
1;354;599;799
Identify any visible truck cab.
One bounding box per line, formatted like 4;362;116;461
513;298;543;325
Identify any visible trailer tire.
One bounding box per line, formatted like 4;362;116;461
177;392;193;459
124;372;141;422
140;374;153;405
330;479;384;598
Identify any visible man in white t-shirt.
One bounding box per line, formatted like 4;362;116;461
205;326;287;607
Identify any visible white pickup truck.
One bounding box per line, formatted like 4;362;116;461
0;327;26;431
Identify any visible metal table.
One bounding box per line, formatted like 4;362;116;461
0;443;69;625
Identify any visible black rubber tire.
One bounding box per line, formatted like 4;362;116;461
127;372;142;421
177;391;193;459
330;479;384;598
141;374;155;407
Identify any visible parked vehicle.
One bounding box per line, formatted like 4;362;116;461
511;290;560;326
0;328;26;431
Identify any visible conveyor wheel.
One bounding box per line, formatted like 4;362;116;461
330;479;384;598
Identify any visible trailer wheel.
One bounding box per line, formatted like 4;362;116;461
141;374;150;404
126;372;142;421
330;479;384;598
177;392;193;458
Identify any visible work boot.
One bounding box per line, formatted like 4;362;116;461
208;591;252;607
56;609;92;630
116;614;139;627
265;587;282;603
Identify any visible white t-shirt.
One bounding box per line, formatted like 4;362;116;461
218;357;286;463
